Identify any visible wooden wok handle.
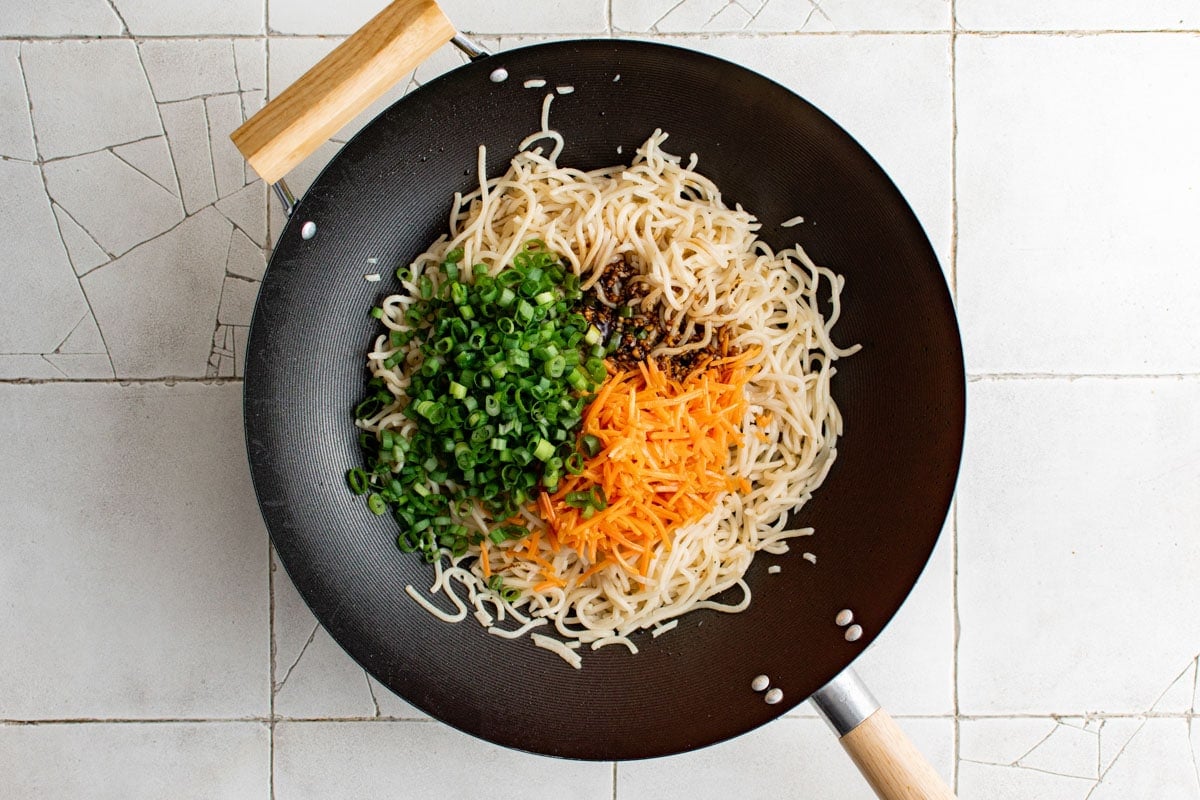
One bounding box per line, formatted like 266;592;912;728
231;0;456;184
840;708;956;800
812;669;956;800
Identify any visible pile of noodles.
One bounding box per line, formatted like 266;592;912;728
358;97;857;667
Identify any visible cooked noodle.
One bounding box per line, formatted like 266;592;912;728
360;96;857;665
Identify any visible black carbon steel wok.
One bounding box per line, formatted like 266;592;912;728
237;0;964;776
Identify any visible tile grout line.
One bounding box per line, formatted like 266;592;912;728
949;1;960;793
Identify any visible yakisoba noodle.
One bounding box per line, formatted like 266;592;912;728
359;96;858;665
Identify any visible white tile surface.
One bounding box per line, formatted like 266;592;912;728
0;0;124;36
274;721;614;798
81;207;230;378
272;560;427;720
621;717;954;800
19;40;162;160
0;383;269;718
0;42;36;161
113;0;264;35
0;722;269;799
614;0;951;32
139;39;241;103
958;377;1200;714
440;0;608;34
0;160;91;354
956;34;1200;374
959;718;1200;798
43;150;185;257
956;0;1200;31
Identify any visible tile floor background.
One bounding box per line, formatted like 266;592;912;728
2;1;1198;797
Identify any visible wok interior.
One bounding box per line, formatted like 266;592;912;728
246;40;964;759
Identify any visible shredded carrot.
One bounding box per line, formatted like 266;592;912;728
479;540;492;579
535;350;756;578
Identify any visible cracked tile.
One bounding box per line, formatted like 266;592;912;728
112;136;179;198
138;39;240;103
0;722;268;799
43;352;115;379
0;0;124;36
0;160;90;355
216;181;267;249
957;35;1200;373
613;0;950;32
0;355;64;380
0;383;269;717
52;203;110;276
217;275;260;326
232;39;265;91
273;560;427;719
111;0;263;35
270;0;606;35
1019;720;1100;781
959;379;1200;714
57;312;107;354
0;43;36;161
205;93;249;198
276;720;610;797
622;717;953;799
957;0;1200;31
160;98;218;214
1088;719;1200;799
43;149;184;258
227;226;266;281
20;40;161;160
81;206;229;378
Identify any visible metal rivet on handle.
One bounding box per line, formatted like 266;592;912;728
751;674;769;692
490;67;509;83
300;221;317;240
844;624;863;642
764;688;784;705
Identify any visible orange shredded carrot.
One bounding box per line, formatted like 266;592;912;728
479;540;492;579
534;350;756;578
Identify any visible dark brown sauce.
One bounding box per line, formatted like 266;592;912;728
581;254;729;382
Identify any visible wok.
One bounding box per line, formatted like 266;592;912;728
233;2;964;797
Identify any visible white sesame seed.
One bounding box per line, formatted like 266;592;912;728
300;221;316;240
764;688;783;705
489;68;509;83
751;674;769;692
835;609;853;627
767;565;781;574
364;273;381;282
844;624;863;642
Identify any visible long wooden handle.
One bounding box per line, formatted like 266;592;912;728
231;0;455;184
839;708;956;800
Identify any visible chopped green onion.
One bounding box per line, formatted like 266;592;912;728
531;438;555;462
448;381;467;400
